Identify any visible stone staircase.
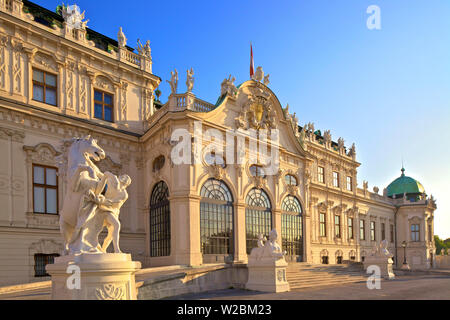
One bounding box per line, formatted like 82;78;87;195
287;263;368;290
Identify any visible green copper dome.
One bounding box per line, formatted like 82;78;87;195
386;168;425;199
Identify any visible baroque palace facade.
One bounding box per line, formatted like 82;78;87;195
0;0;436;286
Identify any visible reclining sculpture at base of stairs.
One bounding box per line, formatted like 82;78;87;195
249;229;287;262
363;239;396;280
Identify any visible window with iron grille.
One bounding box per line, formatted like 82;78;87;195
32;69;57;106
281;195;303;256
246;188;272;254
33;164;58;214
34;253;59;277
200;179;234;256
149;181;170;257
94;90;114;122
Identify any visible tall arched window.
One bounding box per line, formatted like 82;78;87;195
245;188;272;254
149;181;170;257
281;195;303;259
200;179;234;260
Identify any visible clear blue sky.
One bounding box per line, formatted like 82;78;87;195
33;0;450;238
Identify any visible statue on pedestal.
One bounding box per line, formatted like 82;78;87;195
186;68;194;92
58;135;131;255
167;69;178;94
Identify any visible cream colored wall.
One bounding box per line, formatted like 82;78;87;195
0;8;159;135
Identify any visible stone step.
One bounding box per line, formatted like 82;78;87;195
289;278;367;290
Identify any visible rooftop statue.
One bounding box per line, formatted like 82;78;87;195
220;75;237;97
117;27;127;48
58;136;131;255
137;39;151;58
61;4;89;30
263;74;270;86
186;68;194;92
166;69;178;94
253;66;264;82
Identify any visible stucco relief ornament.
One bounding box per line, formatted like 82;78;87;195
61;4;89;30
58;136;131;255
166;69;178;94
186;68;194;92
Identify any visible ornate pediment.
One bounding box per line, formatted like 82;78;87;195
235;83;276;131
23;143;61;165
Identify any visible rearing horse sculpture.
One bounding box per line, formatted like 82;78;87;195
59;135;106;254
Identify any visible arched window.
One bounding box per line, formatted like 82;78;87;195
245;188;272;254
200;179;234;260
284;174;298;186
281;195;303;259
149;181;170;257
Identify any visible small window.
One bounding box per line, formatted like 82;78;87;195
204;151;226;168
390;224;395;243
428;224;432;242
370;221;376;241
319;212;326;237
346;176;352;191
334;215;341;238
318;166;325;184
94;90;114;122
348;217;354;239
333;171;339;187
360;220;365;240
285;174;297;186
381;223;386;240
34;253;59;277
411;224;420;242
33;165;58;214
249;165;265;177
152;155;165;172
32;69;57;106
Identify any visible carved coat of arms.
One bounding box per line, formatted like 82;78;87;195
235;85;276;131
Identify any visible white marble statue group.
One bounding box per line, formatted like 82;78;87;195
58;136;131;255
249;229;287;261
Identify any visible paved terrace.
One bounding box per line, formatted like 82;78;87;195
166;273;450;300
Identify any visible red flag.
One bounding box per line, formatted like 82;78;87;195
250;43;254;79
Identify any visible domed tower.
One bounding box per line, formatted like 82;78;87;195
386;167;436;270
386;167;426;202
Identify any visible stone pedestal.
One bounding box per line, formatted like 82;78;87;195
364;257;395;280
245;258;290;293
46;253;141;300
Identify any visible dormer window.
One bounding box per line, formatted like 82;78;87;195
32;69;57;106
94;90;114;122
